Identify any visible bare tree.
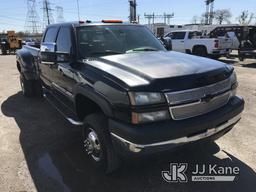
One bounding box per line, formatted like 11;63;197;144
191;15;199;24
214;9;232;25
237;10;254;25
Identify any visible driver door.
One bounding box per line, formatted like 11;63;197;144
50;26;76;103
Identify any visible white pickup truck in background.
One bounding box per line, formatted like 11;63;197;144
164;30;232;58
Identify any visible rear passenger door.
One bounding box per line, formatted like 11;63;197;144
40;27;59;87
170;32;186;52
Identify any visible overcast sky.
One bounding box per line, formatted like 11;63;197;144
0;0;255;32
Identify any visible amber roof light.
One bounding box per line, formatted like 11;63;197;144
102;20;123;23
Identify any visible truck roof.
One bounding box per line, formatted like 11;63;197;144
170;30;200;33
47;20;140;28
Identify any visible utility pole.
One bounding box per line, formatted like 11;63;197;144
144;12;174;25
42;0;54;30
209;0;215;25
25;0;41;34
129;0;137;23
205;0;215;25
56;6;65;23
45;0;50;25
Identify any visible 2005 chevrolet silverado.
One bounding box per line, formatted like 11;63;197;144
16;20;244;173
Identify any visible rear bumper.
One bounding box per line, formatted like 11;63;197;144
109;96;244;156
212;49;231;55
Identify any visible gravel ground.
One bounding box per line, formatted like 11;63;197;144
0;54;255;192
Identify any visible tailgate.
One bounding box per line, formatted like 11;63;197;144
217;37;232;49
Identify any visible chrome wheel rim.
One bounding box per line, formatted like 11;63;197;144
84;128;102;162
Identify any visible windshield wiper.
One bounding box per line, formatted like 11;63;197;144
126;47;158;53
91;50;124;56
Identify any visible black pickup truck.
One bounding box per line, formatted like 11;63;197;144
16;20;244;173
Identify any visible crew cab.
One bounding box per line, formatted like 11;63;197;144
16;21;244;173
164;30;232;58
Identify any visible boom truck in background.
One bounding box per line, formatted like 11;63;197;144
0;31;22;55
16;20;244;173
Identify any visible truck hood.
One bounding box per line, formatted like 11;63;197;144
85;51;231;88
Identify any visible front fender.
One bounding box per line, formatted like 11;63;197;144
73;84;114;118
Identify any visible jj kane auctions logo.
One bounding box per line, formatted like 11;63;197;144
162;163;239;182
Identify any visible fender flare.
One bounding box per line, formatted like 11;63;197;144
73;84;114;118
16;49;39;80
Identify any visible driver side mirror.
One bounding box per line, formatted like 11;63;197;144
40;42;56;63
159;37;172;51
40;42;72;63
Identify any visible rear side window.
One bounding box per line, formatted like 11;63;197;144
56;27;72;53
171;32;186;40
43;27;59;42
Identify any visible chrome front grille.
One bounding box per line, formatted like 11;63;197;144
165;78;232;120
170;91;230;120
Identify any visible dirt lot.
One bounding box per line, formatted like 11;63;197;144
0;55;255;192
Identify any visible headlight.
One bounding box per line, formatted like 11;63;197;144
230;71;238;97
129;92;166;106
132;110;169;124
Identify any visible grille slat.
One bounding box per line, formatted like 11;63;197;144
170;92;230;120
165;78;232;120
166;78;231;105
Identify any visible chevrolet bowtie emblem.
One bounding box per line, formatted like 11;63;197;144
201;94;216;103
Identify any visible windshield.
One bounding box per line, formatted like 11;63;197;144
77;25;165;58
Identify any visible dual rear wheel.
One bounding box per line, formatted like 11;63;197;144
20;74;43;97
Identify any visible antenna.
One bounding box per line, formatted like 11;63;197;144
25;0;41;34
76;0;80;20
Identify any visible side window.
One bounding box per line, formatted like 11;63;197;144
43;27;59;42
188;32;194;39
166;33;172;38
172;32;186;40
56;27;72;53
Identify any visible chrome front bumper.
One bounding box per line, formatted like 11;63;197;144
111;113;241;153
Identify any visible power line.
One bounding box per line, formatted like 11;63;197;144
25;0;41;34
144;12;174;25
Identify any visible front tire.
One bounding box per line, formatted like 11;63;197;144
82;113;121;173
1;47;7;55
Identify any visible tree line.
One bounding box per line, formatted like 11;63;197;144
191;10;255;25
